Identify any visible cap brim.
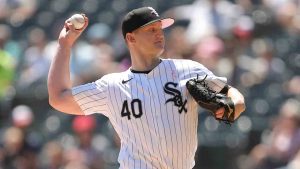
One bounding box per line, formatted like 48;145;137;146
140;18;175;30
161;18;175;29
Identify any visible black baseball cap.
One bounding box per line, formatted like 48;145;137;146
122;7;174;38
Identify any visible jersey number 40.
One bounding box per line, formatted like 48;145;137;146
121;99;143;120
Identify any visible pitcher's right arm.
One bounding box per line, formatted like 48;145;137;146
47;15;88;115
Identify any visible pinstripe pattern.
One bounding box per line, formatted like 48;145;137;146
72;59;227;169
159;62;179;168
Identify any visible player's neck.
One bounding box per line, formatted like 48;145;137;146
131;53;161;72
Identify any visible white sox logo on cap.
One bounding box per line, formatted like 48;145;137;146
148;7;159;17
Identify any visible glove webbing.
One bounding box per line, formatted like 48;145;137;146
195;75;235;125
192;75;218;102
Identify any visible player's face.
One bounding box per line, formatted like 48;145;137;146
132;21;165;56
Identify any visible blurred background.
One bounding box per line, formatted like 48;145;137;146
0;0;300;169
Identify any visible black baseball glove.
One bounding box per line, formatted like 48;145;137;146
186;75;235;124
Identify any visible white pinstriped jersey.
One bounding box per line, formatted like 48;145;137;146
72;59;227;169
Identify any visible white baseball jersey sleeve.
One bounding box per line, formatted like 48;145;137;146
72;59;227;169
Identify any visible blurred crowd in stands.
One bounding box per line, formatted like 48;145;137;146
0;0;300;169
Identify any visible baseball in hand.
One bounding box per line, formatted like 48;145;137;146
70;14;85;30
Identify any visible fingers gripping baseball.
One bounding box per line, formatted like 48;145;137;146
58;14;89;48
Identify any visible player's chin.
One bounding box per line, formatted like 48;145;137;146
155;47;164;56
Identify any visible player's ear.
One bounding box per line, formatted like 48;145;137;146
126;33;136;43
